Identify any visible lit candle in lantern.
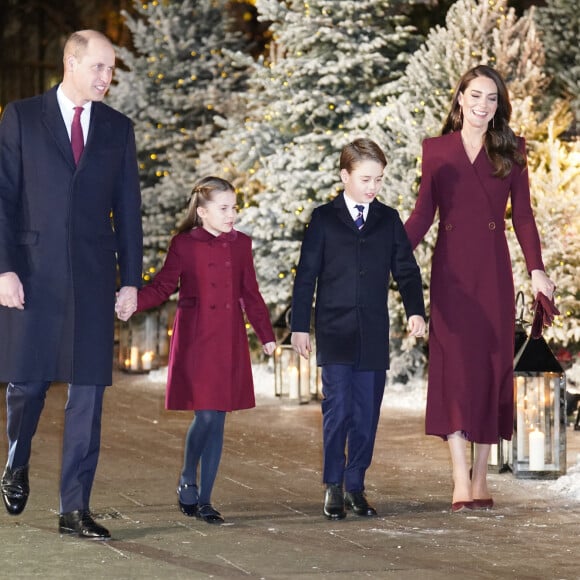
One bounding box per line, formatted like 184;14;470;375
516;403;526;459
489;443;498;466
141;351;153;371
529;429;545;471
130;346;139;371
288;366;299;399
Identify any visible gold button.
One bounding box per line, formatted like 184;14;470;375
488;221;496;230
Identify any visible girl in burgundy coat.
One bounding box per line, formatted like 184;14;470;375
135;176;276;524
405;66;555;512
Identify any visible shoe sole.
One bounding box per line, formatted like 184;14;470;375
323;511;346;520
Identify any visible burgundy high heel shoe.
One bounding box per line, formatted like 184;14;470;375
451;500;474;513
472;498;494;510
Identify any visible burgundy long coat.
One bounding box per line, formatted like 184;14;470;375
136;227;275;411
405;132;544;443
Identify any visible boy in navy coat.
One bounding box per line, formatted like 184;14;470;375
291;138;425;519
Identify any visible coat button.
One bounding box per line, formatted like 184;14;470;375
225;261;231;268
445;223;453;231
225;303;231;310
488;221;496;230
210;304;216;310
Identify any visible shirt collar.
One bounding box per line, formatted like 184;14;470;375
343;192;368;210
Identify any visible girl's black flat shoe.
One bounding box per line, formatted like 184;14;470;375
178;501;198;517
177;483;198;517
196;504;224;524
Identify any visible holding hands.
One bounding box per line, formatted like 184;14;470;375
408;314;426;337
0;272;25;309
115;286;138;321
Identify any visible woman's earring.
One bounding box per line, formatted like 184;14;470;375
492;116;495;129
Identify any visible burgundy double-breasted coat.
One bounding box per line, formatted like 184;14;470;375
405;132;544;443
136;227;275;411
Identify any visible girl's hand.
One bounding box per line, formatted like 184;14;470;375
263;341;276;356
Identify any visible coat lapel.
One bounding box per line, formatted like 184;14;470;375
41;86;76;170
332;193;384;234
450;132;495;215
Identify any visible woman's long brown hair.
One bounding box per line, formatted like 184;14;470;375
442;65;525;178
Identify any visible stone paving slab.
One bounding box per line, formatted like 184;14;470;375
1;372;579;579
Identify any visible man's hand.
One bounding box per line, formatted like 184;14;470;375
408;315;426;337
115;286;138;321
0;272;25;309
291;331;311;359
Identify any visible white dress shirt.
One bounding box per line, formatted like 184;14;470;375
56;85;91;145
343;192;369;222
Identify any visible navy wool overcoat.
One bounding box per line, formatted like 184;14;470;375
0;86;143;385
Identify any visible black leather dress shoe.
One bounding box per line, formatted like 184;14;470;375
59;510;111;540
323;484;346;520
344;491;377;517
196;504;224;524
1;465;29;516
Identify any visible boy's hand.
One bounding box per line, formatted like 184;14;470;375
263;341;276;356
291;331;311;359
408;315;426;337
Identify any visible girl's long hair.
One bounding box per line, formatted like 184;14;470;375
177;176;235;233
442;65;525;178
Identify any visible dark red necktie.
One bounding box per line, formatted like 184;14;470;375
71;106;84;165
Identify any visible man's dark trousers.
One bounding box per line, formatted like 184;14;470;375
6;381;106;512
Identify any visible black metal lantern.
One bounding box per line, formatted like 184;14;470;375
272;307;322;403
511;331;567;479
118;309;161;373
273;335;319;403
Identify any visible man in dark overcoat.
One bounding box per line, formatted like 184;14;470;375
291;139;425;520
0;30;143;539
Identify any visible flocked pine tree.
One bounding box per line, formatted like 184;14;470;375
347;0;579;380
202;0;425;309
535;0;580;125
510;114;580;345
107;0;251;277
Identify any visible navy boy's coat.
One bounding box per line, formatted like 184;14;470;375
0;86;143;385
291;193;424;370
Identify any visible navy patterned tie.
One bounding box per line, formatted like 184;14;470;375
354;204;365;229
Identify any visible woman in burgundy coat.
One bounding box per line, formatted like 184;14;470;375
405;66;555;512
133;177;276;524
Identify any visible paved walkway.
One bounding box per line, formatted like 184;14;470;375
1;371;579;579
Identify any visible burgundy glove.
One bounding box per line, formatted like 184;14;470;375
531;292;560;339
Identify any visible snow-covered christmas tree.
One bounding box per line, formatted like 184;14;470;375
510;114;580;345
347;0;579;378
108;0;252;277
536;0;580;125
202;0;425;309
